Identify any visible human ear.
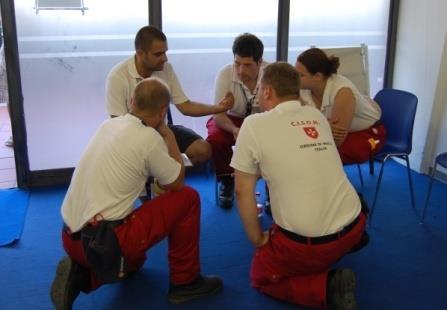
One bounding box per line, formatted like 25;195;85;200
264;85;273;99
314;72;325;81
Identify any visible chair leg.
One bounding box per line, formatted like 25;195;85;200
357;164;364;188
206;160;213;179
404;156;416;210
369;157;375;175
215;175;219;205
369;156;390;224
145;177;154;200
421;163;437;223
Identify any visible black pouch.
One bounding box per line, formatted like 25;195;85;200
81;221;125;283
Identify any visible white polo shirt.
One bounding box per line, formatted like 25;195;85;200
61;114;181;232
300;74;381;132
231;100;360;237
214;62;268;118
106;56;189;116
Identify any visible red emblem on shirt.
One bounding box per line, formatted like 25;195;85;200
303;127;319;139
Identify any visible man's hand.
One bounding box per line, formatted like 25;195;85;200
157;121;175;141
254;231;270;248
329;118;348;146
155;120;185;192
216;92;234;113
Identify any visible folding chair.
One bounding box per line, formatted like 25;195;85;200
368;89;418;224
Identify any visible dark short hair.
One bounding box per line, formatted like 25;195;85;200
232;33;264;62
133;78;170;114
297;47;340;77
261;62;300;98
134;26;167;52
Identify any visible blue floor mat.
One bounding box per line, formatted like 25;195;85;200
0;188;30;246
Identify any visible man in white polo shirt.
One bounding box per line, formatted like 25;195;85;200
106;25;234;166
206;33;267;208
51;78;222;309
231;62;366;309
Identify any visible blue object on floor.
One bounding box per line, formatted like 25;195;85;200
0;188;30;246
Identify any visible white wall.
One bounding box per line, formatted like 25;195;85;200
393;0;447;173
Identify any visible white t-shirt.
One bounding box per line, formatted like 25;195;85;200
231;100;360;237
300;74;381;132
214;62;268;118
106;56;189;116
61;114;181;232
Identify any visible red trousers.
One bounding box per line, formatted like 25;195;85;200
62;186;201;292
250;213;366;308
339;124;386;164
206;115;244;176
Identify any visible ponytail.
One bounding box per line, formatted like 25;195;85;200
327;55;340;75
297;48;339;77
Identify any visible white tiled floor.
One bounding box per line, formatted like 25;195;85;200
0;106;16;189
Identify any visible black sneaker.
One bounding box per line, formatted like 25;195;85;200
218;176;234;209
50;257;87;310
327;269;357;310
168;275;223;304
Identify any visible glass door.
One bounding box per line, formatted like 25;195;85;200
14;0;148;170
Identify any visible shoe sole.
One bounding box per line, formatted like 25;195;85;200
333;269;357;310
50;257;73;310
167;281;223;304
218;201;233;210
218;195;234;209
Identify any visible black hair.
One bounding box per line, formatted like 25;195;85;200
134;26;167;52
232;33;264;62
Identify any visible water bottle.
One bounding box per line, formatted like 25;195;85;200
256;192;263;218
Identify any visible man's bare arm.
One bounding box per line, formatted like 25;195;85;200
175;92;234;117
234;169;269;247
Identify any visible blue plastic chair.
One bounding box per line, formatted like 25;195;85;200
420;152;447;223
368;89;418;224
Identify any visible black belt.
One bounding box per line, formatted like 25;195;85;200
278;215;361;245
372;120;382;127
63;220;123;241
63;224;81;240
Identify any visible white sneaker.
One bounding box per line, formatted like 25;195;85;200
4;136;12;147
